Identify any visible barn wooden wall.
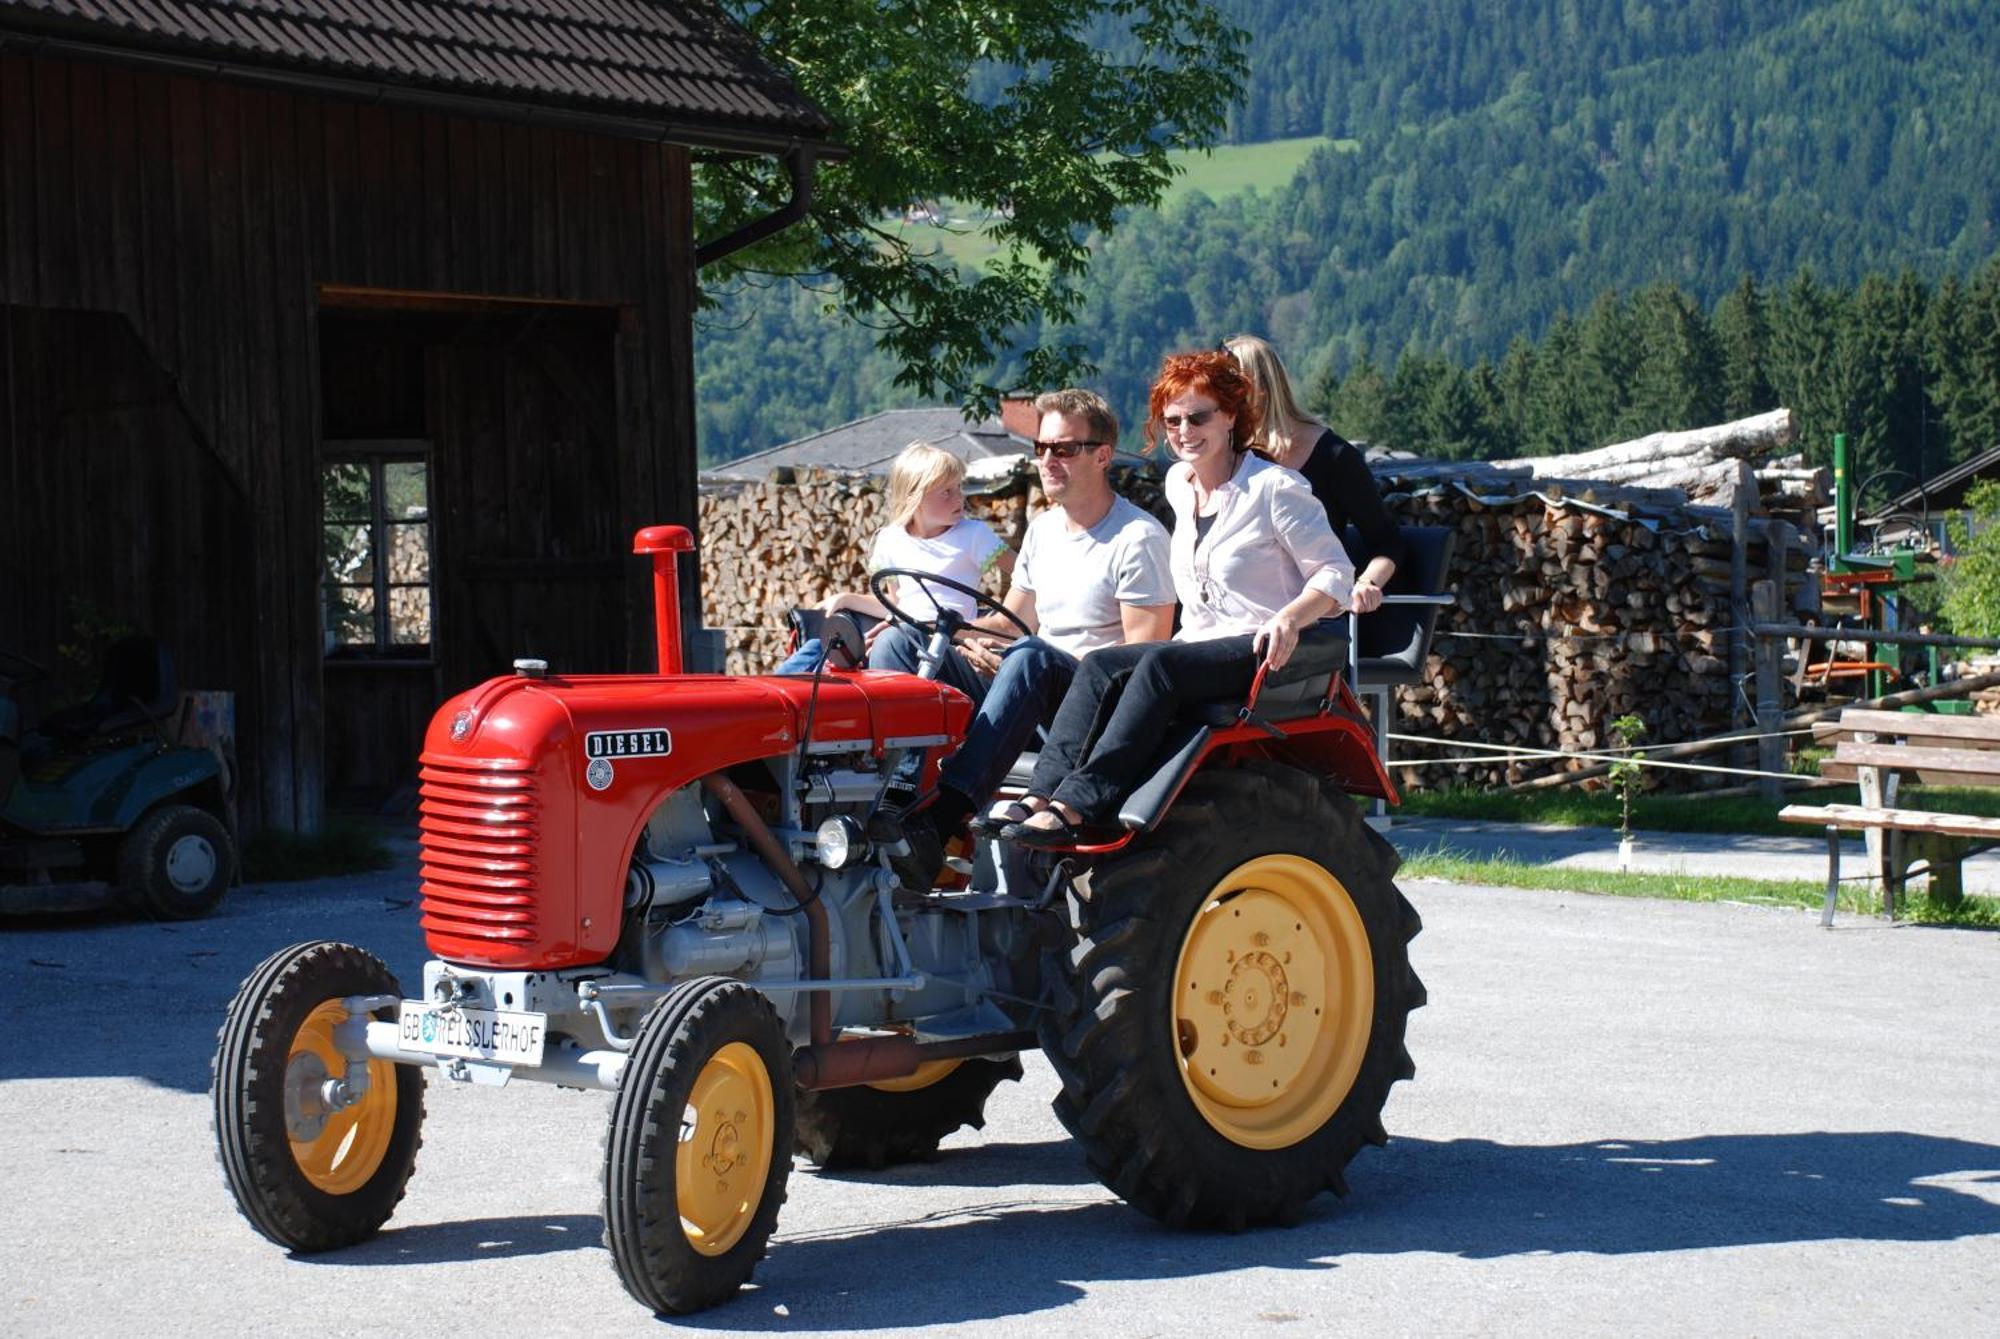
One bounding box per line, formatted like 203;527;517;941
0;51;700;832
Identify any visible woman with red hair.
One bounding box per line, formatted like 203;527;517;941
1000;351;1354;847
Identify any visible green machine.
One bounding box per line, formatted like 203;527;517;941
1822;432;1949;704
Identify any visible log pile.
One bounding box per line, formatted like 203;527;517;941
1375;474;1810;790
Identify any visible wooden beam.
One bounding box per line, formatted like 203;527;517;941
1779;803;2000;840
1823;742;2000;789
1812;708;2000;750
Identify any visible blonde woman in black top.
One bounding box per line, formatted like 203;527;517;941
1225;334;1403;612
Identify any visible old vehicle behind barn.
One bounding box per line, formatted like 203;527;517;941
211;525;1424;1314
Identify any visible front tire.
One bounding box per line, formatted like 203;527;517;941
212;941;425;1251
1040;762;1423;1228
603;977;795;1315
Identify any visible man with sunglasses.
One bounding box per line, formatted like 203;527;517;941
916;388;1174;842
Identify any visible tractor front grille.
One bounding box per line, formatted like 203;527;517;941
417;755;540;945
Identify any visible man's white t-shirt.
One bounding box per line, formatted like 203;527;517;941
1015;495;1173;659
868;516;1006;621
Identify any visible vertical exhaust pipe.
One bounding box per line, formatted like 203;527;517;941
633;525;695;675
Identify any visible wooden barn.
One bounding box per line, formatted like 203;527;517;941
0;1;835;832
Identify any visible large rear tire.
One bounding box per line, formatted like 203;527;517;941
212;941;425;1250
795;1053;1023;1170
1040;762;1423;1228
603;977;795;1315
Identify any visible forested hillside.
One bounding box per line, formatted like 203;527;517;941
698;0;2000;480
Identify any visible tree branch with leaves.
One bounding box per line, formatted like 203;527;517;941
700;1;1248;413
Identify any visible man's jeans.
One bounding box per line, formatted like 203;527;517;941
939;636;1078;805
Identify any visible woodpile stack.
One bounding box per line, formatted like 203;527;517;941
699;410;1814;789
1377;478;1810;790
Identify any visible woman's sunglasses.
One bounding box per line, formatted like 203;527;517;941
1032;439;1105;458
1160;408;1220;431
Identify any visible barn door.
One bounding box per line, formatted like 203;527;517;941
426;309;627;699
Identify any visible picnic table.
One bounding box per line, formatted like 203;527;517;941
1779;707;2000;925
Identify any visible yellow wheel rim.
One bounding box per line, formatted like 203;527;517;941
865;1057;964;1094
286;1001;399;1194
677;1041;776;1257
832;1031;963;1093
1171;855;1374;1150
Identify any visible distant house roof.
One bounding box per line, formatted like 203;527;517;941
702;408;1029;482
1883;444;2000;516
0;0;835;154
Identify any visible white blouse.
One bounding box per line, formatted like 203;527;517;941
1166;450;1354;642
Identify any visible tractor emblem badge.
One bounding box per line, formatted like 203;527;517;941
586;758;615;791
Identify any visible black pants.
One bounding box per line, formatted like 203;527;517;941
1027;635;1258;822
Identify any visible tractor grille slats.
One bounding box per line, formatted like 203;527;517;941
418;756;542;942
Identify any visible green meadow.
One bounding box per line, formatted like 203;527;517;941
892;135;1352;271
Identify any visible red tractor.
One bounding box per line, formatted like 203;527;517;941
212;525;1424;1314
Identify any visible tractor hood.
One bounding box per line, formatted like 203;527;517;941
413;669;970;969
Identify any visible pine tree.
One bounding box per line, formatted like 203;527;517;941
1627;282;1724;434
1713;275;1776;421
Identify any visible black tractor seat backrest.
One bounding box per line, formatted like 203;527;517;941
38;636;178;741
1187;621;1350;727
783;608;877;671
1348;524;1456;686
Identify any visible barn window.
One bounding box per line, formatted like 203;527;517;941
321;443;432;657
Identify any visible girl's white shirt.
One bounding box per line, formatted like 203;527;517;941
867;515;1005;621
1165;449;1353;642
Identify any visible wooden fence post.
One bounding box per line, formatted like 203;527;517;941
1752;580;1784;799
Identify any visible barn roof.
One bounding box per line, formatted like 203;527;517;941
0;0;835;154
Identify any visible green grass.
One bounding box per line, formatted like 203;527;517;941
1396;783;2000;838
1399;848;2000;927
241;819;396;884
1155;135;1354;206
891;136;1354;272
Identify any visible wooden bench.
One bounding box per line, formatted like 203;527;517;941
1779;708;2000;925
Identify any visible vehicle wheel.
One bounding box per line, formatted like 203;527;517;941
795;1052;1024;1170
121;803;234;919
603;977;795;1315
1039;761;1423;1228
212;941;424;1251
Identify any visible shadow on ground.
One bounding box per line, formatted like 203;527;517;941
267;1130;2000;1330
0;876;425;1090
696;1129;2000;1330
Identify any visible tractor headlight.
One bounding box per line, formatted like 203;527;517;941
815;816;868;870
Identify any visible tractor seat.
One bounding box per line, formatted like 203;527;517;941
1187;621;1351;726
39;636;177;740
1348;524;1456;687
782;608;877;671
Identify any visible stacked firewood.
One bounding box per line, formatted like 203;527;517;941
1377;478;1810;790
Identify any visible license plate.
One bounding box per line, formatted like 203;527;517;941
397;1002;548;1067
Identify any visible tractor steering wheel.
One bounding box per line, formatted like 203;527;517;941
868;568;1033;649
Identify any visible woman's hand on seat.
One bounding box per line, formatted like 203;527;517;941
1253;610;1308;671
1349;578;1383;614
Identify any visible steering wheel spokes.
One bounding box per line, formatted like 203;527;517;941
868;569;1032;647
